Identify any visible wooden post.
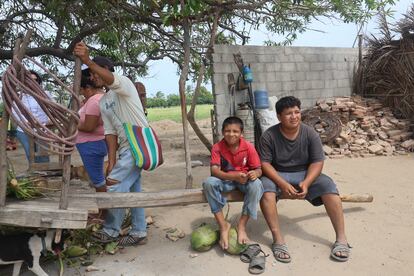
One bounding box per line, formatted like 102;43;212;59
0;31;32;206
178;9;193;189
59;57;81;209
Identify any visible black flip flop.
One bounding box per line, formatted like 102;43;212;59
240;244;262;263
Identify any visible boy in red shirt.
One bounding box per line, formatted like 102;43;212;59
203;116;263;250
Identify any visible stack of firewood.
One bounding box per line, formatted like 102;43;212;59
307;96;414;158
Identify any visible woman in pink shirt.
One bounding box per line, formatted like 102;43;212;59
76;74;107;192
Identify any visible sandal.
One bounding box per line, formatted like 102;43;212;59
118;234;148;247
330;241;351;262
240;244;262;263
91;229;118;244
248;250;269;275
271;243;291;263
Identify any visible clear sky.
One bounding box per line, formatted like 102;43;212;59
142;0;412;97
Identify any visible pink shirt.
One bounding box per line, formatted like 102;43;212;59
76;93;105;144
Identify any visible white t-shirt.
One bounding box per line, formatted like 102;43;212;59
14;92;51;132
100;74;148;150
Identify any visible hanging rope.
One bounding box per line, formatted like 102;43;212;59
1;56;81;155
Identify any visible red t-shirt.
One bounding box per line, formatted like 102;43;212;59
210;137;261;173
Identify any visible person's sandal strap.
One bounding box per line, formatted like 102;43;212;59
240;244;262;263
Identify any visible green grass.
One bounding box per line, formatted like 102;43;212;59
147;104;213;122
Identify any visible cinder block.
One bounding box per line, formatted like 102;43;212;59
333;70;348;79
213;63;233;74
296;62;310;71
265;63;276;72
322;70;334;80
266;82;282;93
250;63;265;73
243;54;259;63
291;54;305;62
304;54;319;62
337;79;351;88
265;72;277;82
275;72;291;82
291;72;306;81
305;71;321;80
336;62;350;70
215;94;228;106
324;62;337;70
282;81;297;91
281;63;296;72
311;63;325;71
324;80;338;88
318;54;334;62
333;87;352;97
296;81;313;90
274;54;290;62
211;53;222;63
258;55;274;62
311;80;325;89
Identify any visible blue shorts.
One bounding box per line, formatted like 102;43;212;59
76;140;108;187
261;171;338;206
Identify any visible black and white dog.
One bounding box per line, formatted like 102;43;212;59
0;229;67;276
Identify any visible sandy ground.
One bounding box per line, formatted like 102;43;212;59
2;119;414;276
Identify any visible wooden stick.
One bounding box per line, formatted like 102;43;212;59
74;189;374;209
59;57;81;209
0;31;33;206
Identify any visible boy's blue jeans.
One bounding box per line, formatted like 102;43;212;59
16;130;49;163
103;148;147;238
203;176;263;220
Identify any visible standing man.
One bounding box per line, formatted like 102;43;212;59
258;96;350;262
74;42;148;246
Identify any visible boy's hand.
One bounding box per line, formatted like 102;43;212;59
234;172;248;184
246;170;258;181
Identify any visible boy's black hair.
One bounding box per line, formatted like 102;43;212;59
80;74;96;88
29;70;42;85
222;116;244;132
275;96;301;114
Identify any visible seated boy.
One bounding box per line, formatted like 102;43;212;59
203;116;263;249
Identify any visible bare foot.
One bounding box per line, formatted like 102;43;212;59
237;226;249;244
219;222;231;250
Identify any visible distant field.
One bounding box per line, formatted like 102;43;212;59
147;104;213;122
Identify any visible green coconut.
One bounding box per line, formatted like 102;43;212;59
191;223;219;252
226;228;248;255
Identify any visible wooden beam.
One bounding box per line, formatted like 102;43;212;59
59;57;81;209
75;189;373;209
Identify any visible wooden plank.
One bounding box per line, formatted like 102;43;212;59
0;206;87;229
59;57;81;209
76;189;373;209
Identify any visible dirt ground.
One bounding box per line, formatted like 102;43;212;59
2;119;414;276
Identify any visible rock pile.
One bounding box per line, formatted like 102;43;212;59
307;96;414;158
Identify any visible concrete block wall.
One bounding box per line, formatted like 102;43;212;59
212;44;358;132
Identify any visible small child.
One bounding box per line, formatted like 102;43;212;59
203;116;263;249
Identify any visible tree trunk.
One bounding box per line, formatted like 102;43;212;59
179;1;193;189
186;12;220;153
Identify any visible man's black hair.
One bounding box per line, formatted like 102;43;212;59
222;116;244;132
275;96;301;114
29;70;42;85
93;56;115;72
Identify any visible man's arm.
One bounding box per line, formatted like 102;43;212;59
262;161;301;197
73;42;114;86
105;134;118;176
